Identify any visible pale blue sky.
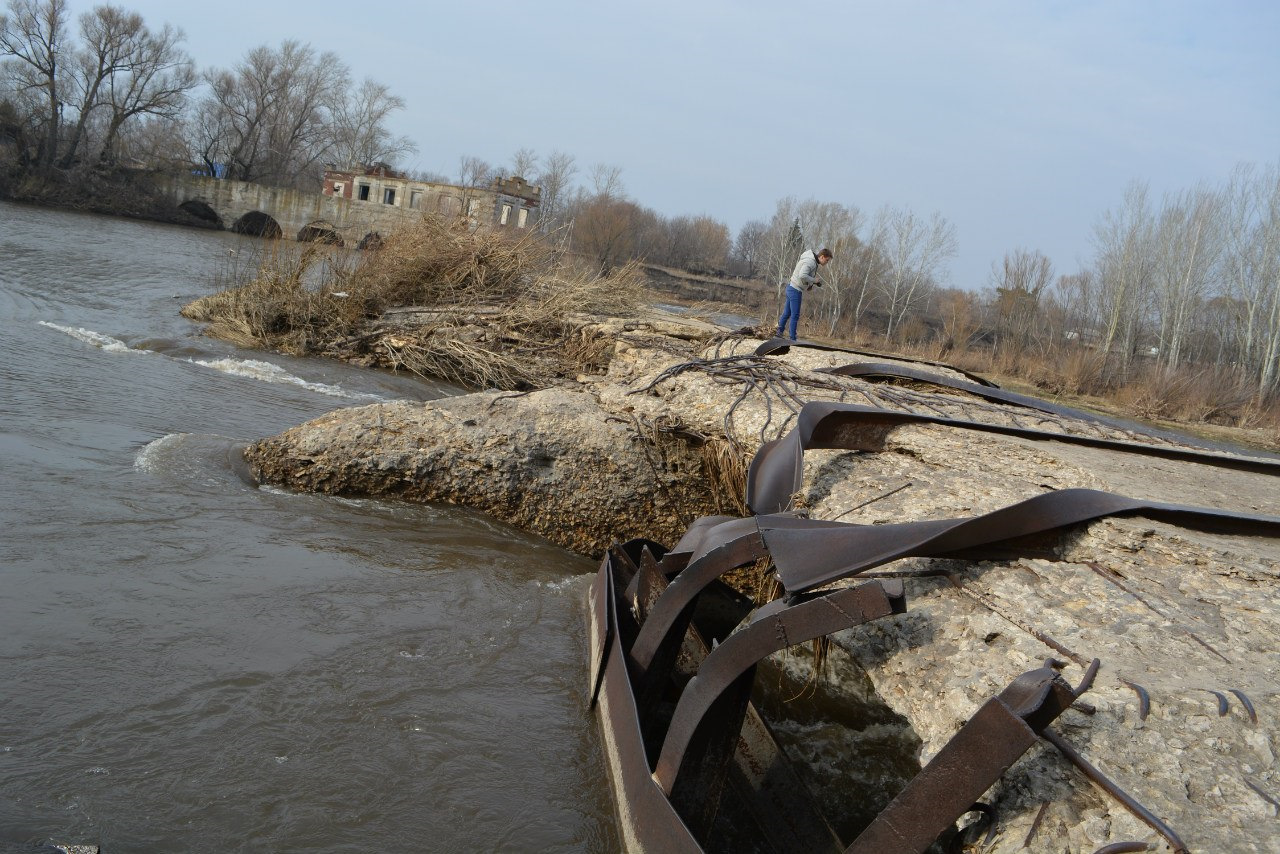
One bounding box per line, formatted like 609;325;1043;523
111;0;1279;289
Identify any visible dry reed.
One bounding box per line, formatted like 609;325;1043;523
183;215;647;389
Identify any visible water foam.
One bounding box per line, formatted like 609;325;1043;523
39;321;137;354
41;320;383;400
185;356;377;399
134;432;188;474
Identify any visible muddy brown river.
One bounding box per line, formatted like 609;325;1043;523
0;201;619;852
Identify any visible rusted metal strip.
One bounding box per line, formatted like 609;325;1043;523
760;487;1280;594
625;522;771;748
595;534;844;852
846;665;1079;854
817;361;1187;442
746;402;1280;514
590;550;704;852
660;515;738;573
632;546;668;623
654;580;906;795
626;518;769;675
587;553;615;708
754;337;999;387
1243;777;1280;812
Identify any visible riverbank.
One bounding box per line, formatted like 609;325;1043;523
0;167;221;230
226;297;1280;850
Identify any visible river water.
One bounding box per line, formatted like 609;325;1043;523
0;201;619;853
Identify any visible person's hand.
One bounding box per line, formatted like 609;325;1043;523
815;280;823;287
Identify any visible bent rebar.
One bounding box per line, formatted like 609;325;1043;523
846;664;1082;854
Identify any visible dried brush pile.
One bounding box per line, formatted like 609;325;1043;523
183;216;647;390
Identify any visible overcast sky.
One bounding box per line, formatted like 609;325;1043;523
110;0;1279;289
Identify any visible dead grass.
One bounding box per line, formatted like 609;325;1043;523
800;325;1280;448
183;215;647;390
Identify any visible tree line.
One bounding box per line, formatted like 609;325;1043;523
0;0;414;185
974;165;1280;403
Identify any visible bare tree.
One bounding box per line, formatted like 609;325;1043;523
59;4;140;168
936;287;981;355
876;206;957;341
1092;181;1156;377
760;198;806;296
731;219;767;277
990;248;1054;356
1221;161;1280;395
1150;185;1223;368
534;149;575;233
587;161;623;199
0;0;68;171
457;154;495;187
185;91;228;176
845;211;889;338
508;146;537;178
569;195;654;273
658;214;729;271
328;77;415;169
95;20;193;166
1051;270;1098;344
200;41;347;187
262;41;344;185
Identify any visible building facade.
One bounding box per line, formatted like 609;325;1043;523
322;165;541;231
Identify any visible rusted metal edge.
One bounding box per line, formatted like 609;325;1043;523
818;361;1131;427
754;336;999;387
760;487;1280;594
587;555;704;853
593;542;845;853
746;402;1280;515
653;580;906;795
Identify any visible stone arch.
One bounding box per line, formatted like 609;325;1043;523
357;231;384;251
297;220;344;246
178;199;223;228
231;210;282;238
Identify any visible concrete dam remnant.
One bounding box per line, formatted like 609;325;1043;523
153;170;541;248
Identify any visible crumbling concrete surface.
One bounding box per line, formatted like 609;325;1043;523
245;313;1280;852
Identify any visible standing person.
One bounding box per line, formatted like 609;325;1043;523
775;247;833;341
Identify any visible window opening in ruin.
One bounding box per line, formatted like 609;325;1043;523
500;203;511;225
358;184;370;201
517;208;528;228
383;188;396;205
409;190;422;209
333;182;345;196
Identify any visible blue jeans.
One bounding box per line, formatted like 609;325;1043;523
776;285;802;340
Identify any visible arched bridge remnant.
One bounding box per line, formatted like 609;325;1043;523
152;172;541;249
232;210;282;238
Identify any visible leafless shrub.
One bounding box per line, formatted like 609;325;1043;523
184;215;647;389
1115;364;1259;425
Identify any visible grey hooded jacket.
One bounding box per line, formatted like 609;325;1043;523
787;249;822;292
